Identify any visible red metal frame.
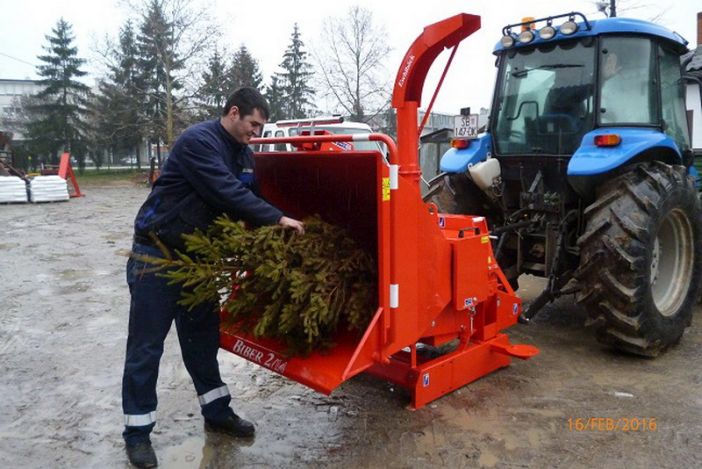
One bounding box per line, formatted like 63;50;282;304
41;152;83;197
219;14;538;409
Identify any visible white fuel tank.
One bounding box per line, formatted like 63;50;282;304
468;158;501;191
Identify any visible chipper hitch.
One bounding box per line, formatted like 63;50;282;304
220;13;538;409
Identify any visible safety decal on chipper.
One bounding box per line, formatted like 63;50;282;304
382;177;391;201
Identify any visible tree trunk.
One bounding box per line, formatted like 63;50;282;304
165;74;174;149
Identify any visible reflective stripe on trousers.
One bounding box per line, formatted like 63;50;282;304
198;384;230;406
124;411;156;427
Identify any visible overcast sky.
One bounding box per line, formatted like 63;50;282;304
0;0;699;115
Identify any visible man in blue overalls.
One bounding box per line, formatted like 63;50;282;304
122;87;304;468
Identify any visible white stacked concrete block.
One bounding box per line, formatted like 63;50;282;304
0;176;29;203
30;175;70;202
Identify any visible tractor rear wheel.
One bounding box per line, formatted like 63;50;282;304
576;162;702;356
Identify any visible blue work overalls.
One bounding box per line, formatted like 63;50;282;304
121;119;282;445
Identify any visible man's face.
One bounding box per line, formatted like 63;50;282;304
228;106;266;144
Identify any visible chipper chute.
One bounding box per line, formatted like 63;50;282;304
219;13;538;409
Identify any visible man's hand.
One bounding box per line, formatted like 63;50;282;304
279;216;305;234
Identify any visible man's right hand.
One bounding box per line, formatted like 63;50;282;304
279;216;305;234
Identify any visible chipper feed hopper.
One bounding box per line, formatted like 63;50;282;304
220;13;538;409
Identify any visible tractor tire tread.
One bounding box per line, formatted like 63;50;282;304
575;162;702;356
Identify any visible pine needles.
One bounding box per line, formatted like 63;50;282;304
147;215;376;354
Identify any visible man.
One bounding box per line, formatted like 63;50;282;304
122;87;304;468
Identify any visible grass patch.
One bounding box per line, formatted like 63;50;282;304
75;168;147;183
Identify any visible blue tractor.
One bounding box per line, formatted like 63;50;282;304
427;12;702;356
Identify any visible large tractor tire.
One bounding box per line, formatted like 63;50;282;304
576;162;702;357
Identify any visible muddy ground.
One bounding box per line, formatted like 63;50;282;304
1;181;700;468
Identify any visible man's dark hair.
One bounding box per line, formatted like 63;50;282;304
222;87;270;119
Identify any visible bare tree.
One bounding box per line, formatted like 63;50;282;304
315;6;391;122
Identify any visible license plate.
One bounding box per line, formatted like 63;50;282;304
454;114;479;138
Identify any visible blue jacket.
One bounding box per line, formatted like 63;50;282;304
134;119;283;250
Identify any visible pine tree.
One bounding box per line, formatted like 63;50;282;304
94;20;145;167
264;75;286;122
86;89;112;168
131;0;216;158
196;48;230;119
141;215;376;354
112;21;145;166
26;18;91;166
276;24;315;119
136;0;183;161
229;45;264;92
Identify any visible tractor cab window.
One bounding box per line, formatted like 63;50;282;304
659;45;690;152
493;39;596;155
598;37;657;125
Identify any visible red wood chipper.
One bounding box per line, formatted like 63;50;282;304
220;13;538;409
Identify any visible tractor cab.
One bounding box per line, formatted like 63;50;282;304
491;13;691;164
430;12;702;357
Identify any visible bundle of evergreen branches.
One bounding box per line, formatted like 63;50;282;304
149;215;376;354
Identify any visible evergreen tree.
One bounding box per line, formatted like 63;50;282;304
264;75;286;122
134;0;216;152
17;94;56;165
142;215;376;354
196;48;231;119
26;18;90;166
136;0;183;161
94;21;145;167
229;45;263;92
276;24;315;119
113;21;145;166
86;88;113;169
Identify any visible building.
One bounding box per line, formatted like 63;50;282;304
0;79;43;142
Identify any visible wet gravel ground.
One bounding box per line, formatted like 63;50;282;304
1;181;701;468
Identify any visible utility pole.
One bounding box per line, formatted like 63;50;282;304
596;1;617;18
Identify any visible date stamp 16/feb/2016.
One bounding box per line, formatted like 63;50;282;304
568;417;657;432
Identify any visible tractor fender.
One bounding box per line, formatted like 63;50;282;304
567;128;682;177
439;133;492;173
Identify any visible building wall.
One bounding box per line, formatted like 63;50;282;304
687;83;702;149
0;79;43;141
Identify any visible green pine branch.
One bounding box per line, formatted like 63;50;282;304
136;215;376;354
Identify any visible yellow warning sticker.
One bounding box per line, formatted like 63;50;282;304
481;236;489;244
382;177;391;201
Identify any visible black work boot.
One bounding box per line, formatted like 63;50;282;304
205;413;255;438
126;441;158;468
